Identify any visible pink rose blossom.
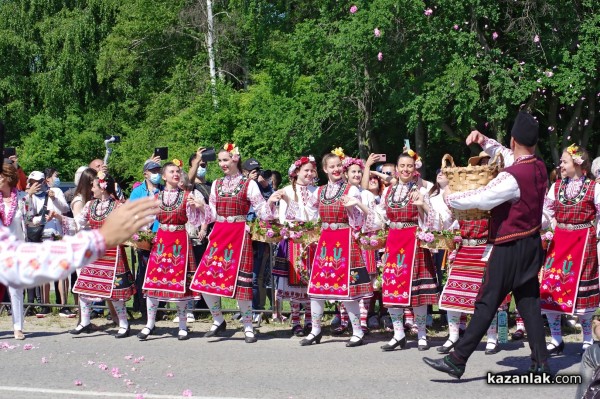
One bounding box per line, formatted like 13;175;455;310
360;237;369;245
266;229;274;238
74;380;83;386
349;5;357;14
424;232;435;242
41;357;48;363
453;24;459;30
377;52;383;61
374;28;381;37
533;35;540;43
98;363;108;370
132;234;140;241
492;32;498;40
369;239;379;246
166;372;174;377
136;395;145;399
424;8;433;16
22;344;34;350
182;390;193;397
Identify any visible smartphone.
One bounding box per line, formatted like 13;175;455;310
3;147;16;158
404;139;411;150
201;147;217;162
154;147;169;160
376;154;387;162
105;135;121;143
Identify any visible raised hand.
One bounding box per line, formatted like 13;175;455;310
100;197;159;248
465;130;487;146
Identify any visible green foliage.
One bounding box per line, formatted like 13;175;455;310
1;0;599;187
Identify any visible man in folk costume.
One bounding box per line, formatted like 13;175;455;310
423;111;550;378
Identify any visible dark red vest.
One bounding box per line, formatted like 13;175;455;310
489;156;548;244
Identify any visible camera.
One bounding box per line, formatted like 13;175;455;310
260;169;273;180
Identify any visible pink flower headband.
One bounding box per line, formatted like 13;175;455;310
566;144;584;165
223;143;240;162
288;155;316;177
342;157;365;171
405;149;423;169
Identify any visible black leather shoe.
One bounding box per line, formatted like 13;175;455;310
70;323;93;335
437;339;457;354
303;323;312;336
346;335;364;347
137;326;155;340
381;337;406;351
205;320;226;338
528;362;553;377
244;331;258;343
418;340;430;351
115;326;130;339
547;341;564;356
178;329;190;341
458;328;465;337
485;342;499;355
511;329;525;341
331;325;349;336
422;356;465;379
300;332;323;346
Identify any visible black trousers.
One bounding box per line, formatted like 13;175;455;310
452;234;549;366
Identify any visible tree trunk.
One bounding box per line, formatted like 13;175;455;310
356;67;373;159
562;99;584;148
547;94;560;165
206;0;218;108
415;119;426;177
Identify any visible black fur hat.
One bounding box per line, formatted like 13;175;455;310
511;111;538;147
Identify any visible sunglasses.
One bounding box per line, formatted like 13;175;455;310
382;171;393;176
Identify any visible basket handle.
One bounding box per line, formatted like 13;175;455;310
441;154;456;169
489;152;504;169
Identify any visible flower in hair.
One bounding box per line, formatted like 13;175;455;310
172;159;183;168
223;142;240;161
97;171;108;190
406;149;423;169
342;157;365;171
566;144;584;165
288;155;316;177
331;147;345;160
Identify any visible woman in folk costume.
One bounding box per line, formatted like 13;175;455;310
334;157;381;335
438;153;506;355
274;155;318;337
542;144;600;355
190;144;279;343
284;148;372;347
65;172;136;338
139;160;204;341
371;150;438;351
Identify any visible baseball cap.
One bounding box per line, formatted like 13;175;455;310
242;158;261;171
143;160;161;172
28;171;45;181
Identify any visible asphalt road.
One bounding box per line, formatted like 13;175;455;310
0;316;582;399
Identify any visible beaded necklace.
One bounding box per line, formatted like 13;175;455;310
0;188;18;227
217;174;247;197
558;176;589;206
387;181;414;209
160;189;184;211
320;181;346;205
90;198;115;221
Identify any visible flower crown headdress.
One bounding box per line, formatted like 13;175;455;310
97;171;108;190
342;157;365;171
288;155;316;177
566;144;584;165
223;143;240;162
172;159;183;168
406;149;423;169
331;147;345;160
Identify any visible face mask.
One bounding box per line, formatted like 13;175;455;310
196;166;207;179
53;177;61;187
149;173;162;185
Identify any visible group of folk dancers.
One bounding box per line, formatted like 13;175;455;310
18;134;595;353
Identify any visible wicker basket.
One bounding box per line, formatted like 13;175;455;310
442;152;504;220
294;229;321;245
251;231;281;243
419;235;456;251
359;235;388;250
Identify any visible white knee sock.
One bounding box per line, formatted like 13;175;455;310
343;300;363;341
112;300;129;329
580;313;594;345
146;297;160;330
79;297;92;327
387;308;406;344
413;305;428;342
9;287;24;331
202;294;224;328
446;310;461;346
309;299;324;336
175;301;187;331
546;312;562;346
238;300;253;333
486;314;498;349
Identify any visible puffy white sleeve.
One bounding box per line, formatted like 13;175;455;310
446;172;520;211
361;190;383;232
542;183;557;230
346;185;364;229
286;186;319;222
0;226;106;289
419;187;435;230
199;183;218;225
50;188;70;214
247;180;275;220
482;137;514;167
186;190;203;226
